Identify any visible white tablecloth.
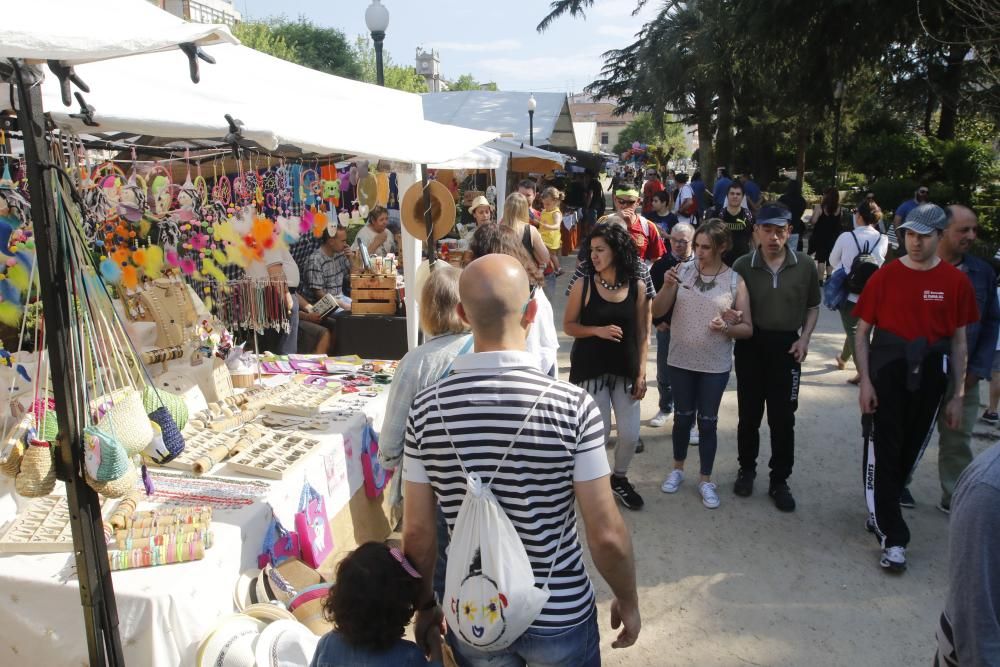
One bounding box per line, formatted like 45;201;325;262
0;391;388;666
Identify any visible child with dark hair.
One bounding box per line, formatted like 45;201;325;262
311;542;444;667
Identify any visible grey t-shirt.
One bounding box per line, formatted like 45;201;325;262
936;443;1000;666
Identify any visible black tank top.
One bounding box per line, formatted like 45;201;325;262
569;275;639;383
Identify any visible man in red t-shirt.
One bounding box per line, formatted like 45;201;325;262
641;170;665;216
614;187;665;263
853;203;979;574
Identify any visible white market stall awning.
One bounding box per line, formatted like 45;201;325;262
0;0;236;65
429;139;566;171
7;43;496;165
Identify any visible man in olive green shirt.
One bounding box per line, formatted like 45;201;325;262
730;203;821;511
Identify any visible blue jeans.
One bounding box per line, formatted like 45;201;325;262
449;607;600;667
655;328;673;413
669;366;730;476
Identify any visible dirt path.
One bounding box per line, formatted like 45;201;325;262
548;259;993;666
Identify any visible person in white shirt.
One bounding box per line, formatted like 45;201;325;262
672;172;696;226
353;205;397;257
828;200;889;383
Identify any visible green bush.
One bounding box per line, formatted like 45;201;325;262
934;139;997;202
849;132;934;181
867;180;959;213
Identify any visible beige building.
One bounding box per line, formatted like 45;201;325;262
569;93;635;154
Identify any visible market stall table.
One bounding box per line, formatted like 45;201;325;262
0;390;390;666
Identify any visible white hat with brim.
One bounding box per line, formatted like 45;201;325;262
234;568;259;612
196;615;266;667
467;195;492;214
253;619;321;667
243;603;296;624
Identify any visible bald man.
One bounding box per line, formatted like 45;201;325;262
403;255;640;665
930;205;1000;513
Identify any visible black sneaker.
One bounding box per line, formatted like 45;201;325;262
635;438;645;454
899;487;915;508
611;475;644;510
733;468;756;497
768;482;796;512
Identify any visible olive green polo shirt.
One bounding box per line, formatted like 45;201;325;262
732;248;821;332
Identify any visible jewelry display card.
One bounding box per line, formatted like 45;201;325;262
227;431;323;480
0;495;105;554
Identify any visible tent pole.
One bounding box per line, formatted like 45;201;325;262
420;163;436;264
11;60;125;667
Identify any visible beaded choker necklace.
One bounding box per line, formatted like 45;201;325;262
597;272;624;291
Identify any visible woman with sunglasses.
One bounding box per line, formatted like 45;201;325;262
564;221;651;510
652;219;754;508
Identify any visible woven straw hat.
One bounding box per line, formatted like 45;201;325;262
288;584;333;636
242;603;296;624
400;179;456;243
253;619;320;667
14;440;56;497
196;615;265;667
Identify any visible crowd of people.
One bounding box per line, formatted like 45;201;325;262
306;166;1000;667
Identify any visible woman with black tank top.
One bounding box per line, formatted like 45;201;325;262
809;187;847;283
564;222;651;510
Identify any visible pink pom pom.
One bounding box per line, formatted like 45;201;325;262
5;258;16;268
166;249;180;267
180;258;197;275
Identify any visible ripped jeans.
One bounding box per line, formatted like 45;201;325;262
668;366;730;476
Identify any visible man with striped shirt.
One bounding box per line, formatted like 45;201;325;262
403;255;640;666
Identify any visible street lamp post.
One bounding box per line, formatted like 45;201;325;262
365;0;390;86
831;80;844;188
527;93;536;146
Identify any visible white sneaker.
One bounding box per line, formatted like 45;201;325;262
689;426;700;445
661;469;684;493
880;546;907;572
649;411;671;427
699;481;720;509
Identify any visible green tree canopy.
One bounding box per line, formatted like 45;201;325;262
232;22;298;63
353;36;428;93
613;113;687;160
449;74;498;91
265;16;361;79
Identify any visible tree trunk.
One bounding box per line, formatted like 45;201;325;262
693;86;714;187
714;77;734;186
936;44;969;141
796;119;808;185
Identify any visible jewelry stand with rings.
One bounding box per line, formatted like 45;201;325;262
227;430;323;480
0;495;107;554
264;380;343;417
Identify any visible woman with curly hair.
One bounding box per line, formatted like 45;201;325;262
564;221;651;510
311;542;444;666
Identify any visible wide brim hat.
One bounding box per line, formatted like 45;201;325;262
401;179;456;243
253;619;321;667
466;195;492;214
243;603;296;624
196;615;266;667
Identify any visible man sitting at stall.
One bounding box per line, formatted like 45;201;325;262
299;226;353;353
353;205;397;257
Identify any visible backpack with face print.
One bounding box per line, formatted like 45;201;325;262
434;381;569;651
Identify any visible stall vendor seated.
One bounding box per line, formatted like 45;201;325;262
353;205;397;258
300;226;353;352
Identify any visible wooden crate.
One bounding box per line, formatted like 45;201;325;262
350;273;398;315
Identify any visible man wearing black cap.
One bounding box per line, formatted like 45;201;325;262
731;203;821;512
854;203;978;573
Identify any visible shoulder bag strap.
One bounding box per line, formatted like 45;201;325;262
434;377;558;486
850;230;862;254
438;335;474;381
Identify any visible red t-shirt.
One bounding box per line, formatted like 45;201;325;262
642;179;665;214
852;259;979;343
629;216;666;262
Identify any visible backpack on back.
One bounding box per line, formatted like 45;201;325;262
847;231;882;294
434;380;569;652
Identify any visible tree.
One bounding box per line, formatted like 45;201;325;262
613;113;687;159
266;16;361;79
232;22;299;63
449;74;497;91
353;36;428;93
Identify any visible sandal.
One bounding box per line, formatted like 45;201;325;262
835;356;847;371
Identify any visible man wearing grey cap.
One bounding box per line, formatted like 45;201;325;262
731;203;821;512
853;203;979;573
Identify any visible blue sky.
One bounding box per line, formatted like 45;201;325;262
236;0;659;93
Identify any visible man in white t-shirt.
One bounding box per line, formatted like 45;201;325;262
402;255;640;666
672;172;696;226
827;200;889;384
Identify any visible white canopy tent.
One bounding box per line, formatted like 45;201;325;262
1;0;236;64
428;139;565;218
